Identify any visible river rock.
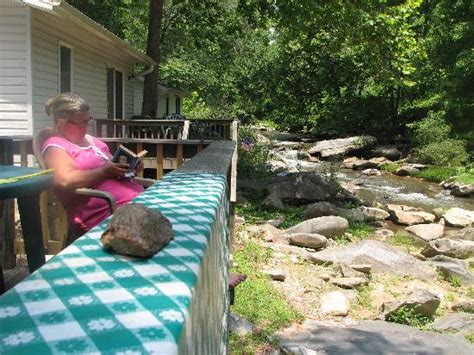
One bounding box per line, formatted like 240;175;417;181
264;160;291;173
362;207;390;221
445;226;474;241
265;172;356;205
381;290;440;320
304;202;339;219
430;313;474;336
405;223;444;241
443;208;474;228
421;238;474;259
372;229;395;240
264;269;287;281
451;184;474;197
275;320;474;355
429;255;474;285
452;300;474;313
307;240;436;279
229;313;255;336
362;168;381;176
371;146;402;161
286;216;349;237
333;262;368;279
247;223;285;242
289;233;328;250
320;291;350;316
387;204;436;225
343;157;379;170
308;135;377;159
262;192;285;210
395;165;420;176
349;264;372;274
330;277;368;289
101;204;174;258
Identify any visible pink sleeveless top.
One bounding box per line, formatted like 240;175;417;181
42;135;144;233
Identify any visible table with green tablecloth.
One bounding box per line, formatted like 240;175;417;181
0;166;53;278
0;172;230;354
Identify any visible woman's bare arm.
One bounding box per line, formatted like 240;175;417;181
44;147;129;190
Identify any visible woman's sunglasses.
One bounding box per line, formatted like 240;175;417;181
66;116;94;128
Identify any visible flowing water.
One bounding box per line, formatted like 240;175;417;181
338;169;474;213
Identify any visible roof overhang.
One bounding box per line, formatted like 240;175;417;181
18;0;156;66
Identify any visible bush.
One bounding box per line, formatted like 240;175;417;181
238;126;271;178
412;166;458;183
387;305;433;328
407;111;468;166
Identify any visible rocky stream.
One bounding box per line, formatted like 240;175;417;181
232;129;474;354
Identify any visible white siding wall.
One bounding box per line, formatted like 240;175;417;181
133;78;142;116
30;8;137;133
0;1;32;136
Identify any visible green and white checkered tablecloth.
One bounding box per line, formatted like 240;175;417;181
0;172;230;354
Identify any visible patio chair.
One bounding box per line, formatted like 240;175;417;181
33;128;155;247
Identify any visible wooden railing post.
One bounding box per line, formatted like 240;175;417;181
156;143;164;179
20;141;28;167
176;144;183;167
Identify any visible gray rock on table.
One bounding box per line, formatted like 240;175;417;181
101;203;174;258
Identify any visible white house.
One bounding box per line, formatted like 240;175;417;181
0;0;185;138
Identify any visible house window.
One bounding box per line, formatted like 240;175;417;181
165;97;169;117
59;44;72;92
176;96;181;115
106;67;124;119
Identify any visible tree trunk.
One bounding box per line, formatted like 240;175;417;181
142;0;164;118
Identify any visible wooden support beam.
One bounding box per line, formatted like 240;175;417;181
20;141;28;167
176;144;183;167
156;144;164;179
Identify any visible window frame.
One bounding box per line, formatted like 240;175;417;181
58;41;73;93
106;66;125;120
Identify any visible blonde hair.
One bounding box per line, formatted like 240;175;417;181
45;92;90;121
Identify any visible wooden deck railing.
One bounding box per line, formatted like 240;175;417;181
96;118;239;141
95;118;190;140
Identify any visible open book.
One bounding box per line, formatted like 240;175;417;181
112;145;148;178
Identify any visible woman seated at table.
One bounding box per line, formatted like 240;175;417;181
42;92;144;238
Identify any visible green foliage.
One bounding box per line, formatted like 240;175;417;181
347;221;376;240
408;111;468;166
237;126;271;179
453;165;474;185
412;166;458;183
230;240;303;352
388;233;425;254
69;0;474;149
387;305;433;329
466;332;474;344
438;271;462;288
357;285;374;310
236;199;304;229
381;163;402;174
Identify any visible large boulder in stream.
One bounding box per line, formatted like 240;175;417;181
264;172;357;205
387;204;436;226
286;216;349;237
307;135;377;159
443;208;474;228
275;320;474;355
421;238;474;259
307;240;436;279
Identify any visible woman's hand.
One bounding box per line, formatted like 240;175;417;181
101;161;130;178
